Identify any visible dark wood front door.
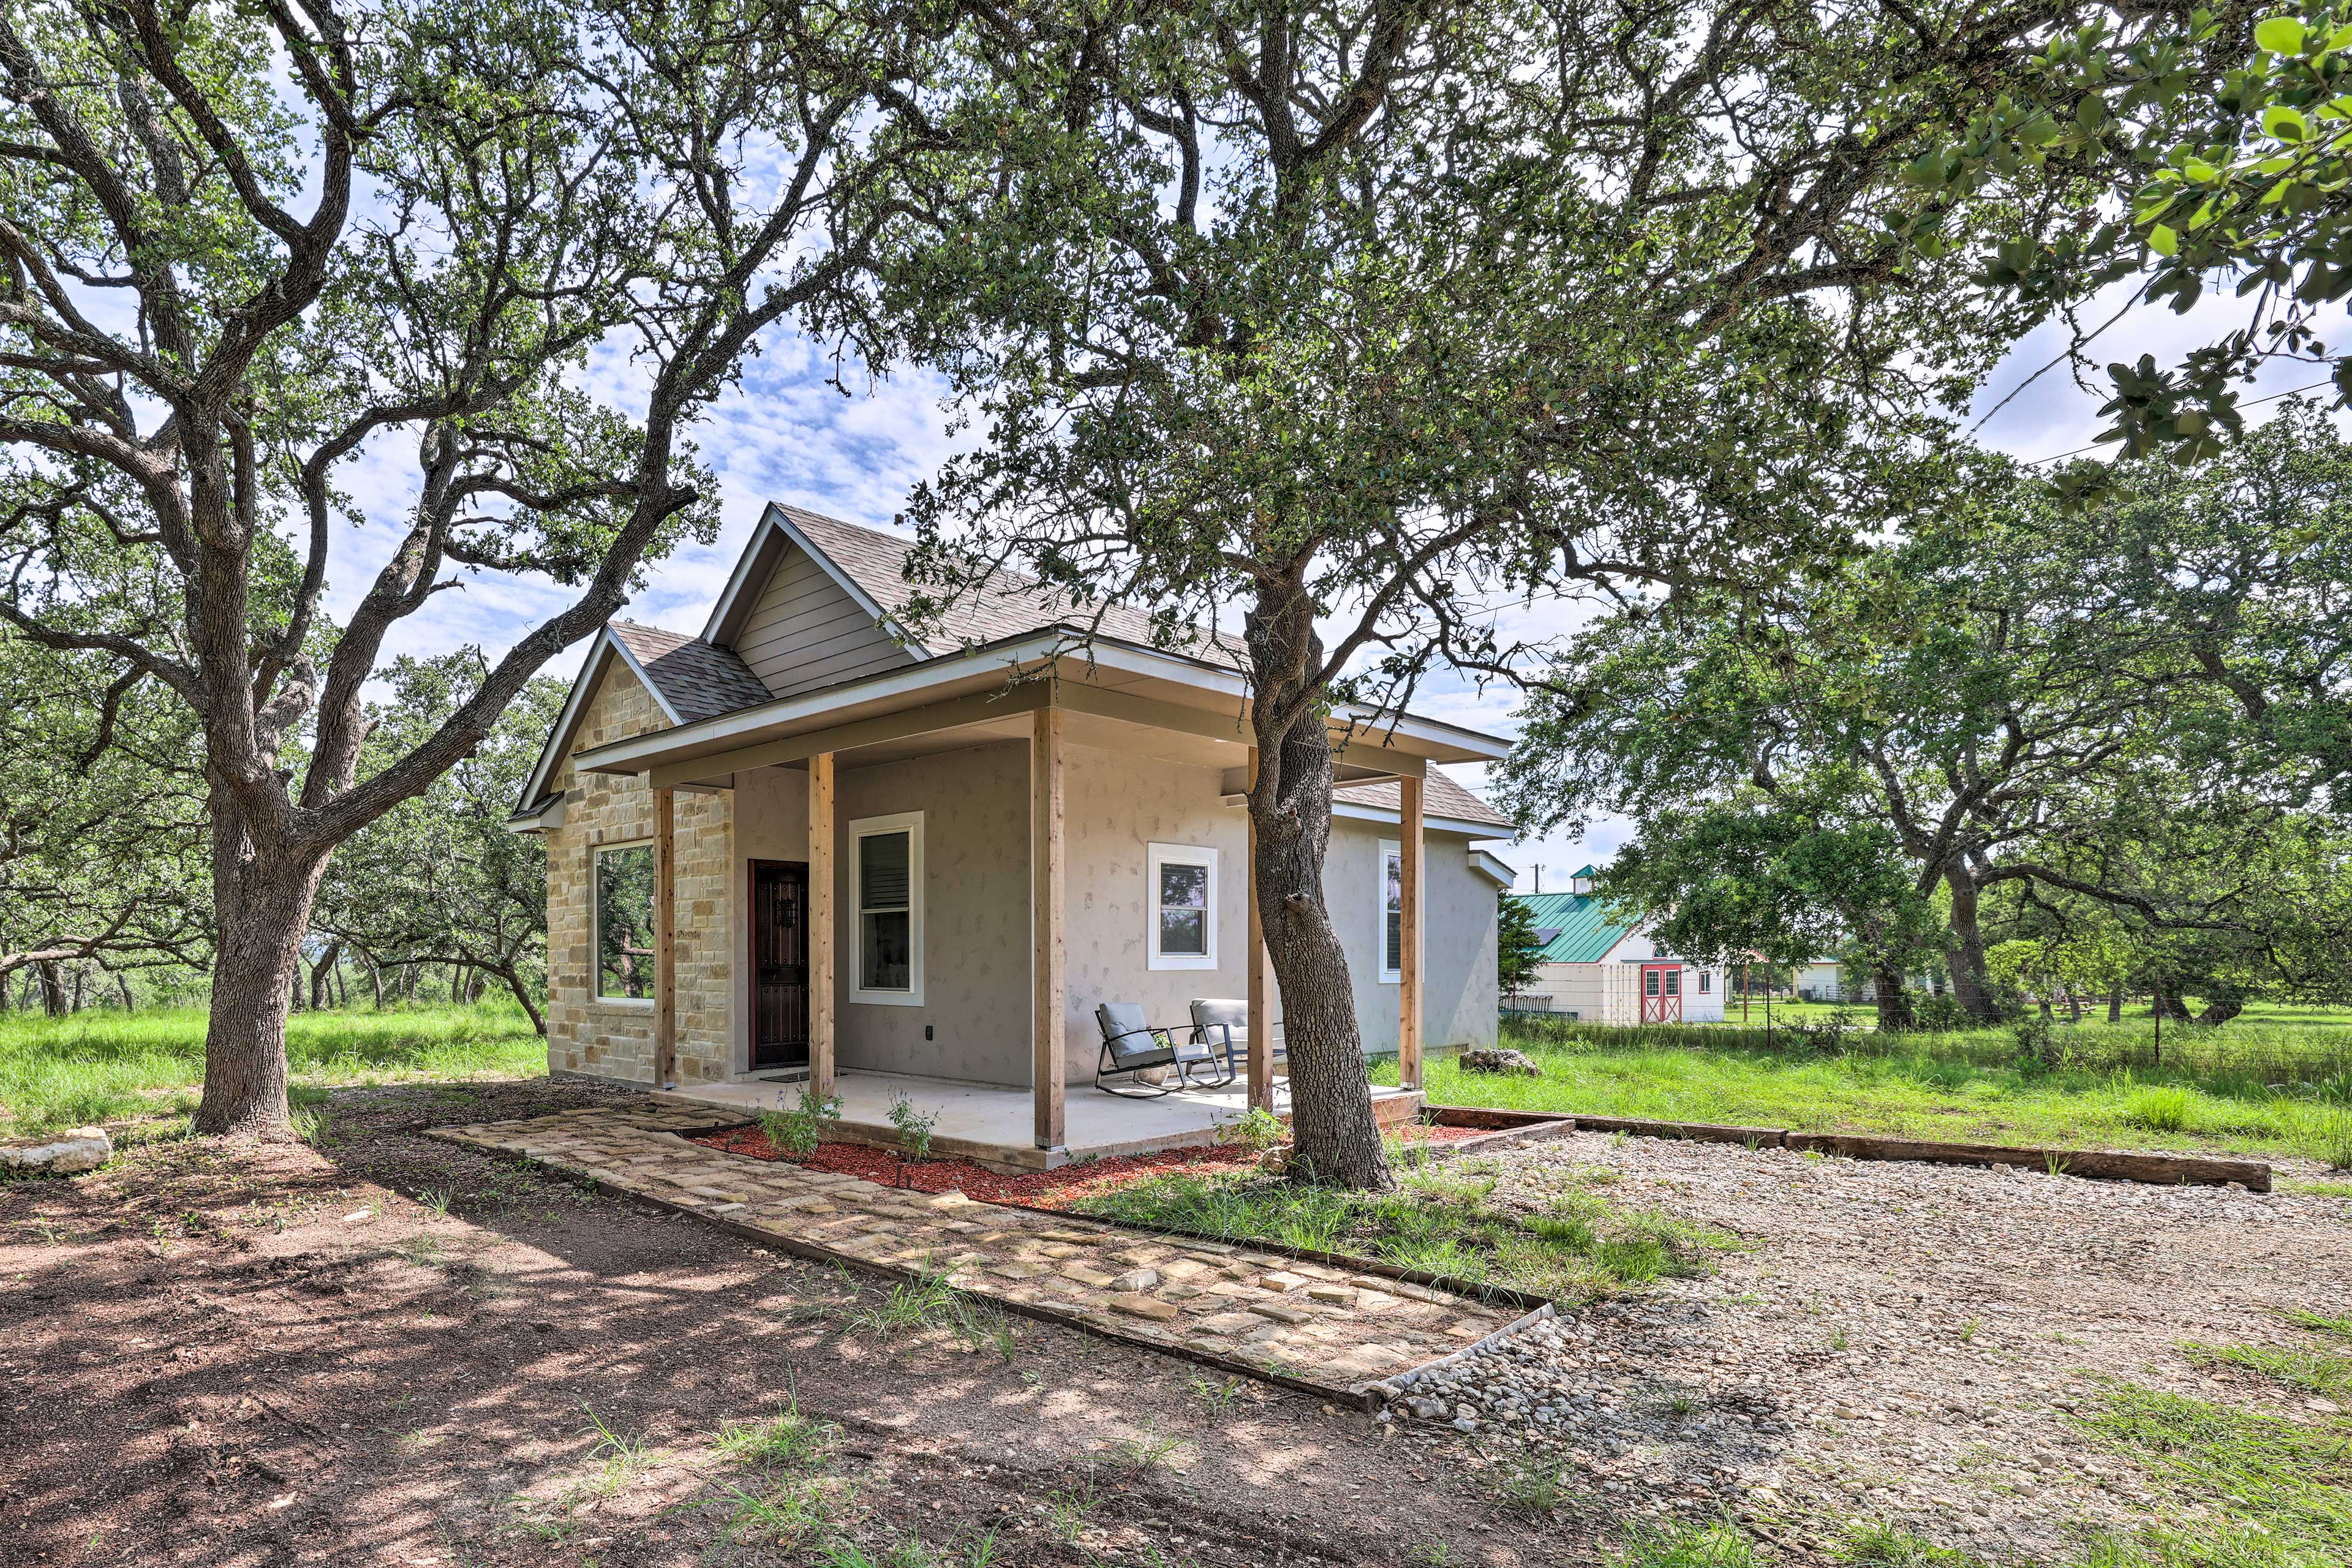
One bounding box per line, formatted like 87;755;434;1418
752;861;810;1069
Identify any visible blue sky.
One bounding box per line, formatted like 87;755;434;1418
341;279;2337;889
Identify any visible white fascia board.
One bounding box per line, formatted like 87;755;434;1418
1469;848;1518;886
1329;797;1511;839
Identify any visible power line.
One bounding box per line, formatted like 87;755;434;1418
2013;377;2337;467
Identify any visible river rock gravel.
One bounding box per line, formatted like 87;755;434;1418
1381;1128;2352;1561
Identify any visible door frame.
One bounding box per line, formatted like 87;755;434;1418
1640;961;1683;1023
748;858;813;1071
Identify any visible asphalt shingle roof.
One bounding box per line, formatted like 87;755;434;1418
1333;772;1513;832
1510;891;1635;963
609;623;773;723
588;502;1510;834
778;505;1242;665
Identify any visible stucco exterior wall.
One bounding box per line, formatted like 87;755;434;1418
1060;742;1256;1085
834;742;1033;1084
1323;815;1501;1058
544;663;734;1084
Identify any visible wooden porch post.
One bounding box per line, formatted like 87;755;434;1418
1398;772;1423;1091
1032;706;1066;1150
808;752;835;1099
654;784;677;1088
1246;747;1274;1112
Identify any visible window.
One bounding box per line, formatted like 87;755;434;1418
1147;843;1219;970
594;842;656;1002
851;812;923;1005
1697;970;1711;994
1378;840;1404;984
1643;967;1660;997
1664;968;1681;998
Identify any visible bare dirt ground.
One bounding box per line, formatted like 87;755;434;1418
7;1079;2346;1568
1;1079;1586;1568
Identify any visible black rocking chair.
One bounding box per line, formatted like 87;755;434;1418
1093;1001;1237;1098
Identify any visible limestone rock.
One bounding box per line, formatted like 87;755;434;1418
1;1125;111;1175
1458;1048;1541;1077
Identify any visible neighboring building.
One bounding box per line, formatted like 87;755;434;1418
1504;866;1725;1023
1792;961;1944;1003
509;501;1515;1166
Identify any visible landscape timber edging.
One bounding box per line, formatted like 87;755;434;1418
1421;1106;2274;1192
428;1122;1546;1412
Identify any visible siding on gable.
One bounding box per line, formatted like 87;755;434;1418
733;545;916;698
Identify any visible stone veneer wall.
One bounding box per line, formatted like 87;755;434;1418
543;664;735;1084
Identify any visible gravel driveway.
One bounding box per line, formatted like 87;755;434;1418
1385;1128;2352;1561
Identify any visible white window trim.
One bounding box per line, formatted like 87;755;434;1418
1378;839;1404;986
592;839;657;1008
1146;842;1219;971
850;810;924;1006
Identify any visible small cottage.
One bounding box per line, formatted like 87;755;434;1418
510;502;1517;1166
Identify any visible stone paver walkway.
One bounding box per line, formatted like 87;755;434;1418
431;1102;1525;1401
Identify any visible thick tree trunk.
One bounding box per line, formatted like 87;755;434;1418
37;961;66;1017
309;940;341;1012
195;790;331;1137
116;973;135;1011
1942;869;1999;1020
1871;964;1913;1031
2108;988;2122;1023
1246;601;1391;1191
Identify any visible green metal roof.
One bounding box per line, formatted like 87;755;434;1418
1512;891;1635;964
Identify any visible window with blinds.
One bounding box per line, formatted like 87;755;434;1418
850;813;922;1003
1379;840;1403;982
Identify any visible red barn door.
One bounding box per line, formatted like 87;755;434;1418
1641;963;1683;1023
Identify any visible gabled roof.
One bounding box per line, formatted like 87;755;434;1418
704;502;1240;665
518;498;1512;823
1332;772;1513;832
1511;890;1638;963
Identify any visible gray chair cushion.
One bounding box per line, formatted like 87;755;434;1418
1096;1002;1176;1069
1189;998;1248;1033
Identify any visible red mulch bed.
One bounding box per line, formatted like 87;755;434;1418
682;1117;1487;1209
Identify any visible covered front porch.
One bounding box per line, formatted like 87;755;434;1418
649;1067;1429;1170
574;631;1499;1169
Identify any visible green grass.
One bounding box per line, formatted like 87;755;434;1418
0;1002;545;1136
2185;1342;2352;1401
1071;1144;1725;1302
2073;1382;2352;1568
1385;1025;2352;1167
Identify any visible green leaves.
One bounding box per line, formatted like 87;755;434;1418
2256;16;2310;55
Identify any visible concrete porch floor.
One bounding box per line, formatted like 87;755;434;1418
650;1068;1427;1170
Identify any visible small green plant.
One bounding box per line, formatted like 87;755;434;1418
1958;1317;1981;1343
762;1085;843;1159
717;1399;835;1470
845;1270;957;1338
1220;1105;1286;1153
886;1095;938;1185
418;1187;454;1216
1836;1519;1983;1566
1491;1455;1576;1516
1608;1518;1756;1568
1043;1473;1099;1544
1828;1325;1851;1351
2286;1308;2352;1340
2011;1014;2057;1072
1188;1374;1246;1417
2125;1085;2195;1133
722;1478;840;1547
1408;1542;1452;1567
2320;1107;2352;1172
1109;1421;1184;1476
